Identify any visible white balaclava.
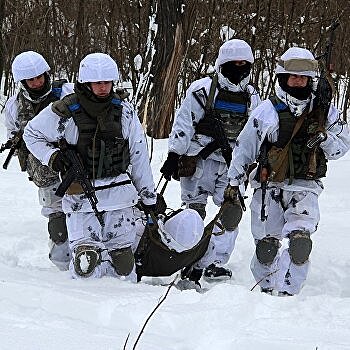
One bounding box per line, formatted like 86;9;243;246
215;39;254;91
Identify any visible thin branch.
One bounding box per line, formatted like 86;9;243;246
250;269;278;291
131;274;179;350
123;333;130;350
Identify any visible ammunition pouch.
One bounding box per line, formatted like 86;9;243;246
267;145;289;182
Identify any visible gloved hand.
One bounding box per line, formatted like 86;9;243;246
49;151;71;173
223;184;239;202
141;193;167;216
221;184;242;231
160;152;180;180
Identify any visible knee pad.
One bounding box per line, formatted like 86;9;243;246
73;245;102;277
188;203;206;220
109;247;134;276
49;240;71;271
289;230;312;265
48;212;68;244
256;237;280;266
220;200;242;231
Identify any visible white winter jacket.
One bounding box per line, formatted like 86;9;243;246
168;76;261;162
23;97;156;213
228;97;350;194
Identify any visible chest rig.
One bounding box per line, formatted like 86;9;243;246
54;93;130;179
212;89;249;141
17;80;66;171
269;96;327;179
195;74;250;142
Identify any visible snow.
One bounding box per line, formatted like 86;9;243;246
1;119;350;350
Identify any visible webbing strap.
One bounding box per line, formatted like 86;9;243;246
205;74;218;111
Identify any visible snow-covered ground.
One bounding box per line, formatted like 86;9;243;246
1;120;350;350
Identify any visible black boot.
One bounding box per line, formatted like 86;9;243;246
203;263;232;281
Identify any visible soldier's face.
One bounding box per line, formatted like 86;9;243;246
287;74;308;87
90;81;113;97
25;74;45;89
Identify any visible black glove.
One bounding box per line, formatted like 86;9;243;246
141;193;167;216
49;151;71;173
160;152;180;180
181;266;203;287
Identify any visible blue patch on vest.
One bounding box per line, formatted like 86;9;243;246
273;102;288;112
68;103;81;112
112;98;121;105
51;87;62;99
214;100;247;113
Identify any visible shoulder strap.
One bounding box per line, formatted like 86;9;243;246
205;73;218;111
51;93;77;118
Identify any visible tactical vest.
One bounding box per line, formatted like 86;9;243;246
54;93;130;179
17;80;67;171
195;76;250;142
134;222;211;280
269;96;328;179
212;89;249;141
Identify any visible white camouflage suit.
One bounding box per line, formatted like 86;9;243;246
4;51;74;271
168;40;261;267
228;47;350;295
23;53;156;279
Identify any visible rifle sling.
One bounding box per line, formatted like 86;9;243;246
94;179;132;191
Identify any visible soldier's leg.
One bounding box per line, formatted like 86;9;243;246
102;207;137;279
250;187;285;293
66;211;109;278
38;182;71;270
275;190;320;295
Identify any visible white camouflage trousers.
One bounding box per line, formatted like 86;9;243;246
38;181;71;270
66;207;137;279
180;157;238;266
250;186;321;295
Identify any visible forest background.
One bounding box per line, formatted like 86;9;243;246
0;0;349;138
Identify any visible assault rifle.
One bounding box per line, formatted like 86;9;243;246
193;74;233;168
306;20;339;178
197;116;233;167
307;20;339;150
55;139;105;227
257;140;269;222
0;131;23;169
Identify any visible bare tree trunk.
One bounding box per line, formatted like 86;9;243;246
0;0;5;91
146;0;196;138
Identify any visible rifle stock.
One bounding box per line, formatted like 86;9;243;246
0;131;23;169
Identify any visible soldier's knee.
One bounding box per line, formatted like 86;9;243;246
288;230;312;265
219;200;242;231
73;245;102;277
49;240;71;271
48;212;68;244
188;203;206;220
109;247;134;276
256;236;280;265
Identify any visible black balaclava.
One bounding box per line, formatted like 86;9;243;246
21;72;51;100
277;74;313;100
220;61;252;85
